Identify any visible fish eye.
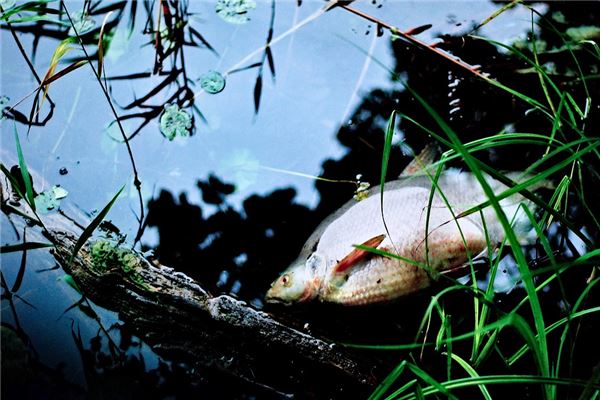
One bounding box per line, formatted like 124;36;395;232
281;274;292;287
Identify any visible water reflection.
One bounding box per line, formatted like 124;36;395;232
2;0;599;398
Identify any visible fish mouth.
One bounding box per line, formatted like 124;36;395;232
264;293;292;306
265;288;287;305
265;297;289;305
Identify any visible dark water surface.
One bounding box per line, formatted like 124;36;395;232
2;1;599;398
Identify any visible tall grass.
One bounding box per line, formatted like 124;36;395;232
344;4;600;400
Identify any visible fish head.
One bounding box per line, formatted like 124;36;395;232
265;253;326;305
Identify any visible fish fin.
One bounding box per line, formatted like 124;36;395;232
333;234;386;275
399;143;439;178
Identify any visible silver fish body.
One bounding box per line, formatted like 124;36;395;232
266;169;538;306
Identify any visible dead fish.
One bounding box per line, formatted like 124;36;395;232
266;148;546;306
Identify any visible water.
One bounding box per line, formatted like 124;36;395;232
2;1;598;398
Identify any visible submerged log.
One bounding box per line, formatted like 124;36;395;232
47;229;381;398
1;166;381;397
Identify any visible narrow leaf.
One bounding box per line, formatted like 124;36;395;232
253;73;263;114
59;296;85;319
127;0;137;38
445;352;493;400
369;360;407;400
11;227;28;293
78;302;98;319
380;111;396;242
405;24;432;36
266;46;276;80
40;60;87;86
41;38;77;108
14;293;37;309
13;123;36;210
97;11;114;78
1;242;53;253
189;26;219;56
0;0;55;21
69;185;125;264
228;62;262;75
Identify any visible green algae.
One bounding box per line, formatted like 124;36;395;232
90;240;150;290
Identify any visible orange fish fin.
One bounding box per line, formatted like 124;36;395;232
399;143;439;177
333;234;386;275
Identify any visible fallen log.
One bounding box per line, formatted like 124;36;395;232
47;229;381;398
1;165;383;398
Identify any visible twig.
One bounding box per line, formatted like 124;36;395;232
61;1;145;245
339;4;490;81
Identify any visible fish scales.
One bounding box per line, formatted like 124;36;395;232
266;169;540;306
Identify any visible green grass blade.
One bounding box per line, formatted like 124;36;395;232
508;307;600;366
13;123;36;210
380;110;397;242
69;185;125;264
384;379;418;400
445;352;493;400
0;0;55;21
407;362;459;400
541;175;570;228
395;375;599;399
369;360;408;400
405;84;551;399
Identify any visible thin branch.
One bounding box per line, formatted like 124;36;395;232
61;1;145;245
339;4;489;81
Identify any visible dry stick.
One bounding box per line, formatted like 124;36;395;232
340;4;490;82
61;1;145;244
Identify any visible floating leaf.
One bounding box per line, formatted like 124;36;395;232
199;70;226;94
34;185;68;214
216;0;256;24
68;10;96;36
159;104;192;140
